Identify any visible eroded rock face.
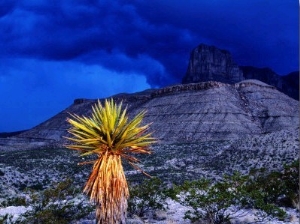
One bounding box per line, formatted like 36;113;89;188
182;44;244;84
4;80;298;148
182;44;299;100
138;80;297;143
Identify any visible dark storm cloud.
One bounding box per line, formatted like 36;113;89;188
0;0;197;86
1;0;297;83
134;0;299;74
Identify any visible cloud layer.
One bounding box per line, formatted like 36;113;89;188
0;0;298;131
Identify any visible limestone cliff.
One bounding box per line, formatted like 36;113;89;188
182;44;299;100
182;44;244;84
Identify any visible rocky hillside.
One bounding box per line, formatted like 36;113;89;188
182;44;299;100
241;67;299;100
1;79;298;150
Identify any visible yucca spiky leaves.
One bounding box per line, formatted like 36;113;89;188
65;99;156;223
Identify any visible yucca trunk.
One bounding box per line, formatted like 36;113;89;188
84;151;129;224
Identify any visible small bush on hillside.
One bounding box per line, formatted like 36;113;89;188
8;178;94;224
128;177;168;217
169;166;297;224
0;196;27;207
170;173;250;224
126;160;298;223
247;159;299;209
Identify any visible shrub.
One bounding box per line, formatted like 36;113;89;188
22;203;93;224
128;177;168;217
247;159;299;209
172;173;249;224
1;196;27;207
171;167;295;224
16;178;93;224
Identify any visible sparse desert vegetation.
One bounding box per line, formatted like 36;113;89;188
0;128;299;223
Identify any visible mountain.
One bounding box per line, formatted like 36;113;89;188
182;44;244;84
182;44;299;100
1;79;298;150
0;43;298;150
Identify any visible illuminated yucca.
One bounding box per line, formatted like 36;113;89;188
65;99;156;223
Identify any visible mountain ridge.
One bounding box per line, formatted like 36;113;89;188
1;79;297;150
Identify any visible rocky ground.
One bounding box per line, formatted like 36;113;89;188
0;128;299;223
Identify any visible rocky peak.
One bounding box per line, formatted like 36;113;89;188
182;44;299;100
182;44;244;84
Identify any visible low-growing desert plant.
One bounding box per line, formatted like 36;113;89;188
17;178;93;224
247;159;299;211
128;177;168;217
171;173;249;224
170;166;296;224
22;202;93;224
42;178;79;204
281;160;299;208
0;196;27;207
0;178;93;224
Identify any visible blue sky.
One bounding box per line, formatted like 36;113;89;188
0;0;298;132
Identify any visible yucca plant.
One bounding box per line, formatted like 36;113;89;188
65;99;156;223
